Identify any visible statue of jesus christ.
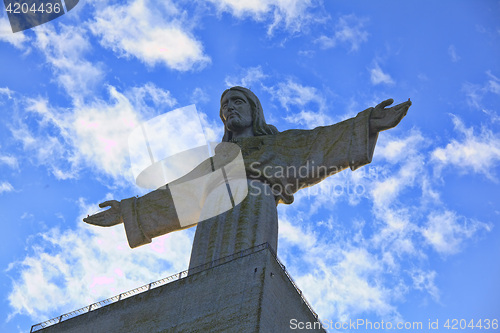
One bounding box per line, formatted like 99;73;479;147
84;87;411;270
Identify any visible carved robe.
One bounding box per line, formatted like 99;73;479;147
119;108;378;270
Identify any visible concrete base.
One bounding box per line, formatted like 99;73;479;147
35;244;325;333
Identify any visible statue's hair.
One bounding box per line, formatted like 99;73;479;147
220;86;279;142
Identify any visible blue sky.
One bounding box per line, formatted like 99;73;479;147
1;0;499;332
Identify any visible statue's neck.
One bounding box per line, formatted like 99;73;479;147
230;127;254;141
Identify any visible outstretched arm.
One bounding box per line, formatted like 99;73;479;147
370;98;412;133
83;147;223;247
83;186;184;248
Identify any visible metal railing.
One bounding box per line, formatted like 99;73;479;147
30;243;318;332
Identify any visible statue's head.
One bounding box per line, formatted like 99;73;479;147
220;86;279;142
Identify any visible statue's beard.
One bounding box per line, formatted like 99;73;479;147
225;117;251;134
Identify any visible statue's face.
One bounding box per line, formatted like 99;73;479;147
221;90;253;135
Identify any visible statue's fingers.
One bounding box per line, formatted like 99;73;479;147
376;98;394;109
399;100;412;108
84;210;118;226
99;200;118;208
99;201;109;208
83;216;99;225
83;211;105;225
392;100;411;114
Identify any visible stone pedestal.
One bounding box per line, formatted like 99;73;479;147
32;244;325;333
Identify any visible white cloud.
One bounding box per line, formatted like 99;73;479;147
264;79;330;128
489;79;500;95
370;62;394;85
417;73;429;81
463;71;500;122
371;206;419;257
334;15;369;51
205;0;320;35
197;111;224;143
316;14;369;52
370;129;493;261
274;128;493;323
284;110;332;128
486;71;500;94
279;215;317;249
0;16;30;49
34;24;104;104
89;0;210;71
207;0;271;16
128;83;177;109
368;131;440;259
431;115;500;181
267;79;326;110
463;82;483;110
190;87;210;105
224;70;334;128
371;130;425;208
8;83;183;183
0;87;14;98
21;212;34;220
410;269;439;302
0;154;19;169
71;87;146;181
298;250;399;322
10;97;80;180
375;130;425;164
448;45;460;62
0;181;14;193
5;20;185;184
421;210;491;256
224;66;268;88
314;35;335;49
6;198;193;322
278;215;404;322
225;70;334;128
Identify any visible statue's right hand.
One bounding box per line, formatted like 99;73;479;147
83;200;123;227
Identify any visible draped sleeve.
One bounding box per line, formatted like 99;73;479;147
243;108;378;204
120;185;183;248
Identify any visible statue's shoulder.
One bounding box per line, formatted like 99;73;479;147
271;128;320;143
225;128;319;151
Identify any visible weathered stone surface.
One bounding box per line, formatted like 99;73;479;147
38;246;325;333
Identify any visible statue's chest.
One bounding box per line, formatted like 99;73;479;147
239;139;265;158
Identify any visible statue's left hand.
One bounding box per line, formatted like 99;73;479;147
370;98;412;133
83;200;123;227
